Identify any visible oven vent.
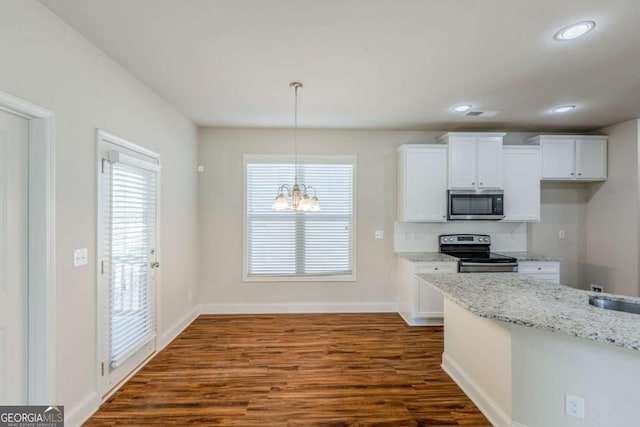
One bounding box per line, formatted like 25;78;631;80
464;110;501;117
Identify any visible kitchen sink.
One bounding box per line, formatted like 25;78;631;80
589;296;640;315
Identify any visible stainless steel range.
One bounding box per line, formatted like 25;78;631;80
439;234;518;273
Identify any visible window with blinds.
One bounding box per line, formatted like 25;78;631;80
102;152;158;369
245;156;356;280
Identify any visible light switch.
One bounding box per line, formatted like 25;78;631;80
374;230;384;239
73;248;88;267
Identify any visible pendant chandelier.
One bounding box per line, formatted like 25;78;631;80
271;82;320;212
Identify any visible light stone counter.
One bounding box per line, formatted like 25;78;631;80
415;272;640;351
396;252;459;263
500;251;562;262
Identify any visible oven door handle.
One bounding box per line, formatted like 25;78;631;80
461;262;519;267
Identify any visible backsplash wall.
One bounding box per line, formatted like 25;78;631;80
394;222;527;252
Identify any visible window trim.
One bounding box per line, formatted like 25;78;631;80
243;154;357;282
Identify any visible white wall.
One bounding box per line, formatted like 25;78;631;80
585;120;639;296
394;222;528;252
0;0;199;420
198;128;449;311
512;325;640;427
527;183;588;288
442;298;512;427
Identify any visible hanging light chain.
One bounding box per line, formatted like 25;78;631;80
271;82;320;212
291;82;301;185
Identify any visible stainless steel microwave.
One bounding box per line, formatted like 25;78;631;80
447;190;505;220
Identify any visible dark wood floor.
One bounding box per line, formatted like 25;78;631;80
86;313;490;426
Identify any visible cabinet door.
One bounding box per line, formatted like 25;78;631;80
576;139;607;180
519;262;560;284
448;137;477;189
541;139;575;179
401;146;447;221
414;263;457;318
503;148;540;221
477;137;502;188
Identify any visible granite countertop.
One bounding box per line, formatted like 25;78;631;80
396;252;459;263
415;272;640;352
500;252;562;262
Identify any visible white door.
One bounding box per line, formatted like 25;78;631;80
541;139;575;179
576;139;607;180
448;137;477;189
477;137;502;189
503;147;541;222
403;146;447;222
0;109;29;404
99;137;160;396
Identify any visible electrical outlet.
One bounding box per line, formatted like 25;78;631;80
374;230;384;240
188;290;193;301
73;248;88;267
558;230;566;239
590;284;604;293
566;394;585;420
413;231;419;240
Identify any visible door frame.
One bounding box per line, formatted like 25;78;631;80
0;91;56;404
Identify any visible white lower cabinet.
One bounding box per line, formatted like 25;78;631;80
398;258;457;326
518;261;560;284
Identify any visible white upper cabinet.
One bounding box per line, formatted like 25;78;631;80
576;139;607;179
437;132;505;190
502;146;541;222
529;135;607;181
477;137;503;188
397;144;448;222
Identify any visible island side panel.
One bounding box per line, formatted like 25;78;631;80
441;297;512;427
511;324;640;427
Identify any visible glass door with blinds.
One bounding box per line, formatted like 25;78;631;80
97;131;160;396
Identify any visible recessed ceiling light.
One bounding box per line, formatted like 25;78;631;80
552;105;576;113
554;21;595;41
451;104;472;113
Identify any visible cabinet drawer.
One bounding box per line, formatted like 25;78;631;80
414;263;458;273
518;262;559;274
523;273;559;283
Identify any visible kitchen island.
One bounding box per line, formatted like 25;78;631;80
416;273;640;427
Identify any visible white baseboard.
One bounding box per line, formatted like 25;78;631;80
200;302;398;314
65;390;100;427
441;352;512;427
398;312;443;326
158;305;200;350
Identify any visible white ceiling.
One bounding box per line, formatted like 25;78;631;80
41;0;640;131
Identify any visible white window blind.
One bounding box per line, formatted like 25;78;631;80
103;155;157;368
246;157;355;279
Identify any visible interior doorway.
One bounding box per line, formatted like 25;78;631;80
0;91;56;404
0;109;29;403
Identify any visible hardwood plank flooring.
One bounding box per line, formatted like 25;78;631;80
86;313;490;426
